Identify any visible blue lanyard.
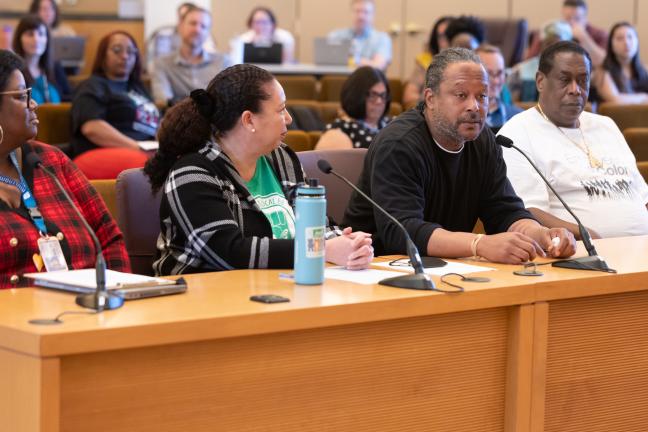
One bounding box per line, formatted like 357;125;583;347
0;151;48;234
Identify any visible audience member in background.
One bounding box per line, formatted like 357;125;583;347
402;16;453;108
595;22;648;104
499;41;648;239
12;15;70;104
71;31;159;157
0;50;129;287
230;7;295;65
527;0;606;66
444;15;485;50
342;48;576;262
316;66;390;150
152;5;230;106
508;20;572;102
328;0;391;70
476;44;522;133
29;0;75;37
144;64;373;275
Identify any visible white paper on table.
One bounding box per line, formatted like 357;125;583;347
137;140;159;151
372;260;495;276
324;267;409;285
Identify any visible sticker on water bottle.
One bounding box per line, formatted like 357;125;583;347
305;226;325;258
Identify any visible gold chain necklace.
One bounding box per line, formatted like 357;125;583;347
535;104;602;169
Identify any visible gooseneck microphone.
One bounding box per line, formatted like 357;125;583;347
496;135;613;272
317;159;436;290
26;153;124;310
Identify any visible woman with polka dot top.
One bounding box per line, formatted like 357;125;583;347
315;66;391;150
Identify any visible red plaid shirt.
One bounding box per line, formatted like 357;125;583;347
0;142;130;287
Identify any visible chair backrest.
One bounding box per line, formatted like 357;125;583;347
599;103;648;131
36;102;72;145
483;18;528;67
286;100;325;131
73;148;150;180
638;161;648;183
307;130;322;148
388;78;403;105
277;75;318;100
624;128;648;162
284;130;313;152
319;75;347;101
89;179;117;219
116;168;161;275
297;148;368;224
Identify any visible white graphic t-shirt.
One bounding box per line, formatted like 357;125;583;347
499;108;648;237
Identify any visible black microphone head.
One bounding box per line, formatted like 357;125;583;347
317;159;333;174
495;135;514;148
25;152;43;168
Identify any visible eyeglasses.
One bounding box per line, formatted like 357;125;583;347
0;87;32;107
367;90;389;102
109;45;138;57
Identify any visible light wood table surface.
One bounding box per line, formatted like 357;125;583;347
1;236;647;432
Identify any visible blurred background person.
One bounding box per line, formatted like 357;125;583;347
71;31;159;157
507;20;573;102
230;6;295;64
477;44;522;133
328;0;391;70
29;0;75;37
0;49;129;287
595;22;648;104
316;66;390;150
12;15;70;104
402;16;453;108
152;5;229;106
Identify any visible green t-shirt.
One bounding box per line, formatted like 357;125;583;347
245;157;296;239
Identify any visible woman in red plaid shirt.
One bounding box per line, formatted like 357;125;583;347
0;50;130;287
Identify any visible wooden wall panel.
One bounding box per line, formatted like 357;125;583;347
544;291;648;432
60;308;509;432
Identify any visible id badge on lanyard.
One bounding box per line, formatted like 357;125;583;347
0;151;68;272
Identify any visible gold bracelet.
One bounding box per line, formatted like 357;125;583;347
471;234;484;259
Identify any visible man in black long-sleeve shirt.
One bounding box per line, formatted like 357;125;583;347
343;47;576;264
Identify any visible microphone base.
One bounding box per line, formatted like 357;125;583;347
551;255;614;273
75;291;124;311
379;272;436;290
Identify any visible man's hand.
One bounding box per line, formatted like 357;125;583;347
476;232;545;264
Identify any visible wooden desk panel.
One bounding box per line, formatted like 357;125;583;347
1;236;648;432
543;290;648;432
60;308;509;432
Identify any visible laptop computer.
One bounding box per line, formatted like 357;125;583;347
52;36;86;68
243;42;283;64
24;269;187;300
313;37;351;66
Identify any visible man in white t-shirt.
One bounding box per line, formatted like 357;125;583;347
499;41;648;239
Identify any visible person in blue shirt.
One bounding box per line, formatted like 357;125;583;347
11;15;70;104
327;0;391;71
476;44;522;133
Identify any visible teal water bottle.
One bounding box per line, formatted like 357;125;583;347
294;179;326;285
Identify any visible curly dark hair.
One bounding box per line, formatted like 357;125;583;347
444;16;486;46
341;66;390;121
0;50;24;99
12;15;55;88
144;64;275;192
538;40;591;76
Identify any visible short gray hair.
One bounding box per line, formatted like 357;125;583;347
424;47;482;93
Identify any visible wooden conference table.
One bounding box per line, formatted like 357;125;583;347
1;236;648;432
